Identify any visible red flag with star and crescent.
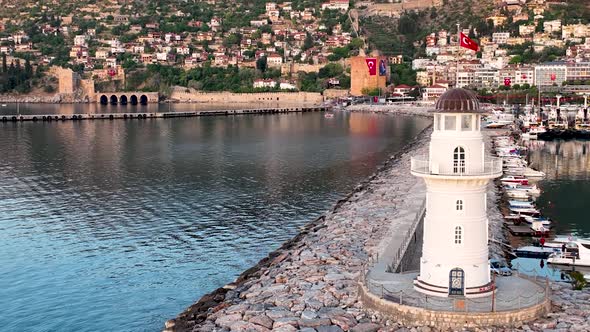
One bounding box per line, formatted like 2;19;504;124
366;58;377;76
460;32;479;52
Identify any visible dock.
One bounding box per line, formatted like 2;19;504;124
0;107;328;123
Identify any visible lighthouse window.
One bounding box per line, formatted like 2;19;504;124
435;114;441;130
461;115;473;131
444;115;457;131
456;199;463;211
475;116;480;130
454;226;462;244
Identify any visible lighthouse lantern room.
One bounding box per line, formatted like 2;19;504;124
410;88;503;298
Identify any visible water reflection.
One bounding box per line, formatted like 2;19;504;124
525;139;590;237
0;111;430;332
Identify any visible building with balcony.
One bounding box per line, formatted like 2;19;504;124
411;88;503;298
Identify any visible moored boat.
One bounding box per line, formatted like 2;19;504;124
501;175;529;185
547;238;590;267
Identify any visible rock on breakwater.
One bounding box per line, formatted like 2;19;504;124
165;124;434;332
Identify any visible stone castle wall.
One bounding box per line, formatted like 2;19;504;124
170;88;324;105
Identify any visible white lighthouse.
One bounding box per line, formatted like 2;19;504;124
410;89;503;298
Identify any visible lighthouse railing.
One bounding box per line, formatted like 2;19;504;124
411;155;503;176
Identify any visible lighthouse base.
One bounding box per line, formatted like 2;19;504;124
413;278;496;298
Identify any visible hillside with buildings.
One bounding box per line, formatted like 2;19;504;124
0;0;589;102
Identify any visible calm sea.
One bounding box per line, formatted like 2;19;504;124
0;109;430;332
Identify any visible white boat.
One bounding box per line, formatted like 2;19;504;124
505;190;530;199
509;206;540;215
508;200;535;208
500;175;529;185
503;183;541;195
514;245;561;258
521;215;552;228
531;221;550;236
324;113;334;119
523;168;545;178
548;238;590;267
486;121;508;129
1;104;6;107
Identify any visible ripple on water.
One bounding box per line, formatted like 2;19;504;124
0;112;431;332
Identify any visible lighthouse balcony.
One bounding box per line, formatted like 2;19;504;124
411;155;503;179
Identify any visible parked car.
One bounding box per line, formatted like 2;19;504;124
490;259;512;276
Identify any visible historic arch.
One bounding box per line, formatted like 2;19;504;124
100;95;108;104
110;95;118;105
130;95;138;105
119;95;128;105
140;95;148;105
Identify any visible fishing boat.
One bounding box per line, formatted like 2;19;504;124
500;175;529;185
508;200;535;208
324;113;334;119
530;221;550;236
514;246;561;259
1;104;6;107
509;206;540;216
547;238;590;267
505;190;531;200
503;183;541;195
521;215;552;228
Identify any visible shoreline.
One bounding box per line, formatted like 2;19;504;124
165;111;434;332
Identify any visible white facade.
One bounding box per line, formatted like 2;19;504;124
411;90;502;298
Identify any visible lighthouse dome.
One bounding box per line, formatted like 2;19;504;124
433;88;483;113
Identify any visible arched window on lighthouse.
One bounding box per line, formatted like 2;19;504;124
453;147;466;174
456;199;463;211
454;226;462;244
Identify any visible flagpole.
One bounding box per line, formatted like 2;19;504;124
456;23;460;88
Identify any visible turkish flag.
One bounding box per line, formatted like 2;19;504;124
504;77;511;87
522;74;527;79
366;58;377;76
550;73;556;81
460;32;479;52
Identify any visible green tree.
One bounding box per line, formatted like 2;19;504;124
303;32;314;51
256;56;267;73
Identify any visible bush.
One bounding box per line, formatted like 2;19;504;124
570;271;588;290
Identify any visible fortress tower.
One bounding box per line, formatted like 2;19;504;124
410;89;503;298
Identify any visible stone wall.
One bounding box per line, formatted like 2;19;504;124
323;89;350;100
359;283;551;329
170;88;324;105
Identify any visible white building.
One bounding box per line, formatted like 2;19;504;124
543;20;562;34
534;62;567;86
411;89;502;298
253;79;277;89
74;35;87;46
492;32;510;45
321;0;349;11
519;25;535;36
422;84;447;101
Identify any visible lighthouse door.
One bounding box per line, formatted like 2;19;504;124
449;268;464;296
453;147;466;174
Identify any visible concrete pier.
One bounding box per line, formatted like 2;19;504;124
0;107;327;123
